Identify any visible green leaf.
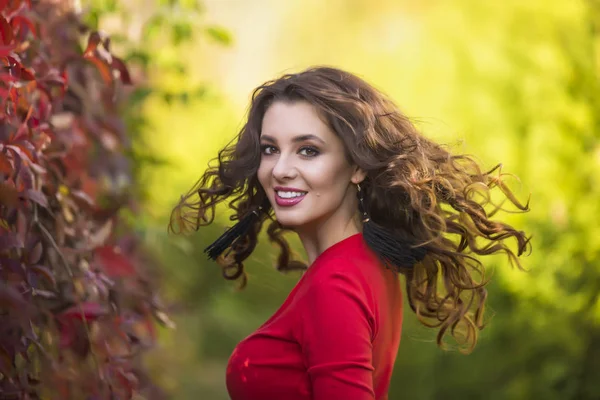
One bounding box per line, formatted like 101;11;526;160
158;0;178;7
172;22;193;45
82;10;100;31
187;0;205;12
124;49;151;68
205;26;233;46
143;14;166;41
129;86;154;107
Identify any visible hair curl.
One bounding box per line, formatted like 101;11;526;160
169;66;531;353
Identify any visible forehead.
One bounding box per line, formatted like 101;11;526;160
261;101;334;141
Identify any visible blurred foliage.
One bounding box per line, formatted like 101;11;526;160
0;0;232;398
79;0;232;208
0;0;169;398
82;0;600;399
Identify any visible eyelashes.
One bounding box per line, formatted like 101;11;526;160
299;146;320;157
260;145;320;158
260;145;276;155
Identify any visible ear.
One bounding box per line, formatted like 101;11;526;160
350;166;367;185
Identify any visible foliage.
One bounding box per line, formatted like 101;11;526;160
78;0;233;208
389;2;600;399
140;1;600;399
0;0;170;398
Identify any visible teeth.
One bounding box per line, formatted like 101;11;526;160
277;191;306;199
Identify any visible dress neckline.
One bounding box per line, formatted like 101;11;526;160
310;232;363;267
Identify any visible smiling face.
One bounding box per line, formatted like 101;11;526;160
257;100;365;236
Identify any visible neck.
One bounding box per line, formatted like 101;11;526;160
296;211;363;265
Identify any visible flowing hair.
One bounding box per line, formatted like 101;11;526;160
169;66;531;352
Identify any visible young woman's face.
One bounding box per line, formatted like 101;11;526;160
257;100;364;232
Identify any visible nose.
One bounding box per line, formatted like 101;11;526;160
272;153;298;181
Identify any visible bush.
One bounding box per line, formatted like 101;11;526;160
0;1;166;398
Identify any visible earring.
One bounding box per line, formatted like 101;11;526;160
204;206;263;261
356;183;370;223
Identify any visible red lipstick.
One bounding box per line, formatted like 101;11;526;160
273;187;307;207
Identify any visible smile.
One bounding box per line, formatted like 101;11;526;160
274;190;307;207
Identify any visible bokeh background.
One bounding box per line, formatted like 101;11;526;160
86;0;600;398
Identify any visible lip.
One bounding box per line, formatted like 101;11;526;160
273;186;307;207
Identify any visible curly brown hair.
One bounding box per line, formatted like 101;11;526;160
169;66;531;353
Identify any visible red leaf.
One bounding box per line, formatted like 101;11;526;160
0;44;16;57
0;232;23;251
6;144;33;163
15;209;26;245
0;15;13;45
58;319;90;357
111;56;132;85
12;119;31;141
0;0;9;13
58;322;76;348
0;72;18;82
115;369;138;399
8;86;17;113
94;245;136;278
22;189;48;208
0;256;22;274
27;241;42;264
5;54;19;66
0;345;13;376
0;282;27;309
15;164;32;191
29;265;56;288
0;181;19;207
86;56;112;84
83;31;102;57
39;70;66;93
10;15;36;39
4;0;26;18
18;66;34;81
0;152;12;174
71;189;95;211
57;302;108;322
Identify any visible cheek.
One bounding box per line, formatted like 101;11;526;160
311;162;352;192
257;162;270;188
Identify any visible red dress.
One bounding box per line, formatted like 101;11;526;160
226;233;403;400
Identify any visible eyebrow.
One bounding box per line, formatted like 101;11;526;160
260;134;325;145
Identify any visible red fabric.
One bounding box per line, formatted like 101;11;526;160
226;233;403;400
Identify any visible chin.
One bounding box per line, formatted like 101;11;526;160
273;215;304;229
272;208;311;230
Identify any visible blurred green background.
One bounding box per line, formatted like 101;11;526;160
86;0;600;398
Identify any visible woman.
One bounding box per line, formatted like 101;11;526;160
170;66;530;400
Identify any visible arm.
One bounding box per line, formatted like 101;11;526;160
298;260;376;400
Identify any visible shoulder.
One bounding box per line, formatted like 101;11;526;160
310;254;367;281
308;238;386;289
301;254;375;311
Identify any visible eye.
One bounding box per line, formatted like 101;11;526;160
260;144;277;155
299;146;320;157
